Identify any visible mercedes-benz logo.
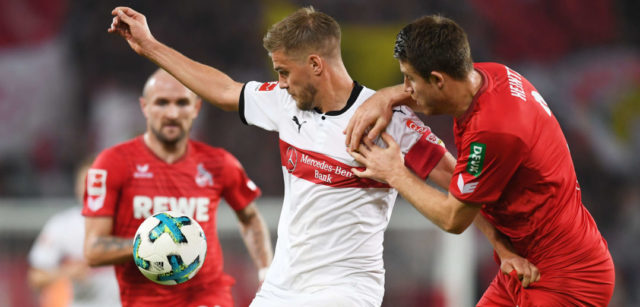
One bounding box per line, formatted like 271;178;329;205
285;146;298;173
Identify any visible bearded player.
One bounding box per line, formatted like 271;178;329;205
82;69;273;307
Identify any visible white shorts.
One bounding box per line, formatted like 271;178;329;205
249;284;380;307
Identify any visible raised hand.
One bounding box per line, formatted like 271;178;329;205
344;94;394;152
108;7;155;55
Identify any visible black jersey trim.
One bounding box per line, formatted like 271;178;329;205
239;83;248;125
314;81;363;116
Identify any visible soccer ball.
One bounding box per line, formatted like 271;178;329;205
133;211;207;285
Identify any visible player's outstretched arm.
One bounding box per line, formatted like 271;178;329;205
108;6;242;111
84;216;133;267
350;132;479;234
235;203;273;282
345;84;413;151
473;215;540;288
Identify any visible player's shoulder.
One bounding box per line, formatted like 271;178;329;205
45;206;82;231
96;137;142;161
189;140;240;164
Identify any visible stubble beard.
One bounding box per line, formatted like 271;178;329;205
150;125;187;148
294;84;318;111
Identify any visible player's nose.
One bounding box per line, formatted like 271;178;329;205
165;103;179;118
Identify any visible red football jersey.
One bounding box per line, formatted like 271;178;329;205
83;136;261;307
450;63;611;270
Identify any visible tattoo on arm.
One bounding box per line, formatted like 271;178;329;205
92;237;133;252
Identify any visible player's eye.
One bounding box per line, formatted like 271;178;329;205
155;99;169;106
176;99;190;106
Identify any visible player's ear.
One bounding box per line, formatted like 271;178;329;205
139;97;149;118
430;71;445;89
308;54;323;76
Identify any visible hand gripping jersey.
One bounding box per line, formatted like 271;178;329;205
29;207;121;307
240;81;446;306
82;137;261;307
453;63;614;305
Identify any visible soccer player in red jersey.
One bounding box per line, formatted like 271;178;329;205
82;69;273;307
345;15;615;306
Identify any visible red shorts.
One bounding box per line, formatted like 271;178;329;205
477;256;615;307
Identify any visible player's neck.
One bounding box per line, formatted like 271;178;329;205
143;133;188;164
315;63;353;113
451;69;483;117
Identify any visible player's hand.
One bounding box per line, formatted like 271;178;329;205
500;255;540;288
348;132;404;184
344;93;394;152
108;7;155;55
61;260;90;281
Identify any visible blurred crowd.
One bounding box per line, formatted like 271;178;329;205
0;0;638;306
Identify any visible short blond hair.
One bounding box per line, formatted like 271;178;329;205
263;7;341;60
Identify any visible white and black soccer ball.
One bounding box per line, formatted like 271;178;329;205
133;211;207;285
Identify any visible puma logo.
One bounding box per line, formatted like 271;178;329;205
292;116;307;133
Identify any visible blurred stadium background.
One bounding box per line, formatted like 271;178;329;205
0;0;638;306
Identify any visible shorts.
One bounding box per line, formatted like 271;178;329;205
477;256;615;307
249;283;380;307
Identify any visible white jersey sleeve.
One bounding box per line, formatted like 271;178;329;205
380;105;447;180
29;210;72;270
240;81;290;132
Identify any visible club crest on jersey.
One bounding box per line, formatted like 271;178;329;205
195;163;214;187
258;81;278;91
134;164;153;178
285;146;298;173
466;142;486;177
87;169;107;211
406;119;430;134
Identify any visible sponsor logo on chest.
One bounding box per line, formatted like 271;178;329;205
133;195;211;222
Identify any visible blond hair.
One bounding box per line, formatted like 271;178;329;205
263;7;341;60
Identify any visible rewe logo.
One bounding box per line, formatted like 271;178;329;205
134;164;153;178
133;196;211;221
457;174;478;194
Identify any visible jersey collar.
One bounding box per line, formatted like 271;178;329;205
313;81;363;116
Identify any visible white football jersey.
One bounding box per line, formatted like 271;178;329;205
241;81;446;306
29;207;121;307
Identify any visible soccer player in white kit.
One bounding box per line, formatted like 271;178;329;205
109;5;531;306
28;161;121;307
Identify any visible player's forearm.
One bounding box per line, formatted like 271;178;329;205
239;213;273;275
84;235;133;267
378;84;417;109
473;214;518;260
389;167;475;234
141;39;242;111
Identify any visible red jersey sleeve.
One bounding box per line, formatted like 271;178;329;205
221;153;261;211
82;148;128;217
404;130;447;180
449;131;527;204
